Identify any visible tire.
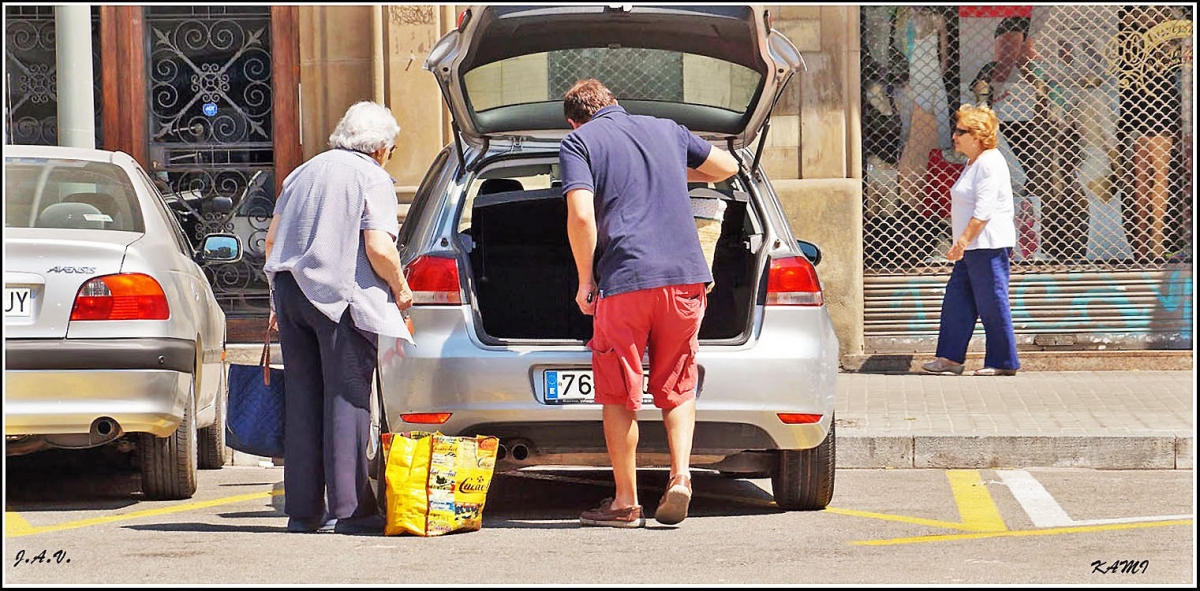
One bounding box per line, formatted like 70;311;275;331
771;417;836;511
139;384;198;500
198;371;226;469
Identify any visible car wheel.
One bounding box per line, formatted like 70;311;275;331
198;373;226;469
139;383;199;500
771;416;835;511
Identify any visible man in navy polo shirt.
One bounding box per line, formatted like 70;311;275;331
559;78;739;528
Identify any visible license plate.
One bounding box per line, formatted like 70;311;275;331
5;287;32;318
544;369;653;405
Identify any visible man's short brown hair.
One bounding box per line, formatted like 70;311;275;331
563;79;617;125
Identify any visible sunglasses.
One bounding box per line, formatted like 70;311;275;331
952;127;971;137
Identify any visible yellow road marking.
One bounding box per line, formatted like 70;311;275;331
4;512;36;537
852;519;1193;546
825;507;988;533
947;470;1007;532
4;489;283;538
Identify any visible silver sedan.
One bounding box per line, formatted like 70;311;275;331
4;144;241;499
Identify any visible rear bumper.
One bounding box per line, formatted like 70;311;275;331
4;369;190;437
5;337;195;372
379;305;839;453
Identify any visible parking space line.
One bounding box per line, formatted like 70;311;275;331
4;489;283;538
851;519;1194;546
947;470;1007;532
825;507;990;532
998;469;1193;527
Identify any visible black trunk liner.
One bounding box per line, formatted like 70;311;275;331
468;187;754;341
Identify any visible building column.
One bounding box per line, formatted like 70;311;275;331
55;4;95;148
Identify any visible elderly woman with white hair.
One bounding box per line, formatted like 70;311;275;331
264;101;414;534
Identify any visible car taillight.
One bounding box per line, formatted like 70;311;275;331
766;256;824;306
777;413;823;424
70;273;170;321
404;255;463;305
401;412;452;424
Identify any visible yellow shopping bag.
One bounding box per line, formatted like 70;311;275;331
382;431;499;536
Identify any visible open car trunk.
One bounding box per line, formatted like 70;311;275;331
464;185;760;343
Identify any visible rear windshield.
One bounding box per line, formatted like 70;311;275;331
463;48;761;114
4;157;144;232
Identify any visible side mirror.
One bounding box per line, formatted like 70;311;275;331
209;196;234;215
199;233;242;265
797;239;822;266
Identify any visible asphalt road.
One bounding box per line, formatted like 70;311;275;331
3;448;1194;585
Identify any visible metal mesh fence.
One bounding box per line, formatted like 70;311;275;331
548;47;683;103
861;5;1193;275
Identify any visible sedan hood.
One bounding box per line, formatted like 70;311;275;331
425;5;804;151
4;230;137;339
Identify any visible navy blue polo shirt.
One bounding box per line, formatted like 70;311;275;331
559;104;714;298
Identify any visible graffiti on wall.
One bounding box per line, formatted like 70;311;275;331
876;269;1193;344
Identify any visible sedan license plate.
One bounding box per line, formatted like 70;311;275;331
544;369;653;405
5;287;32;318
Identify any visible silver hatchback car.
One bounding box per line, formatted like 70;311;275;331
4;145;241;499
379;5;838;509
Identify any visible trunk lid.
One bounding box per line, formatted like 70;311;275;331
3;231;136;339
425;5;804;157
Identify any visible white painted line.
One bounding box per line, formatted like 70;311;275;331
997;469;1074;527
998;469;1193;528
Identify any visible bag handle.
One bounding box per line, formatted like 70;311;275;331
261;326;272;386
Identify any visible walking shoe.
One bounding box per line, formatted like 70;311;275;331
921;358;964;375
972;367;1017;376
286;516;336;533
579;498;645;528
655;473;692;526
333;514;385;535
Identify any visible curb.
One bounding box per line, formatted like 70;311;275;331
838;435;1194;470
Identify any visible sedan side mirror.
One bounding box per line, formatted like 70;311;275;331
798;239;822;266
199;233;243;265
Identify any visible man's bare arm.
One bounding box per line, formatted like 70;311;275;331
687;146;740;183
565;188;598;315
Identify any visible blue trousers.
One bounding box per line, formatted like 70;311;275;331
273;271;379;523
934;248;1020;370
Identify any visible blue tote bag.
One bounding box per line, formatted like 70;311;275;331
226;335;285;458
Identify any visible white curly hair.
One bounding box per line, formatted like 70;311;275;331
328;101;401;154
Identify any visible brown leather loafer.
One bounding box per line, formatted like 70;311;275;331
655;473;693;525
580;498;644;528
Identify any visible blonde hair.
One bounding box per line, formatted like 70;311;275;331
955;104;1000;150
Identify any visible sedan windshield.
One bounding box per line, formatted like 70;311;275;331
4;157;144;232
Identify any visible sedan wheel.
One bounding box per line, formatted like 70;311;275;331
198;373;227;469
771;416;836;511
139;383;198;500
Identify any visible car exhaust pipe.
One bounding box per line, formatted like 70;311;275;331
510;440;532;462
497;443;508;460
89;417;123;446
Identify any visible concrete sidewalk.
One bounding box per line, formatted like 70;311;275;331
835;370;1195;470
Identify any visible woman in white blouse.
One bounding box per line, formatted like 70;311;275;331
922;104;1021;376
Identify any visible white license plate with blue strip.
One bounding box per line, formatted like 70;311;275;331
544;369;653;405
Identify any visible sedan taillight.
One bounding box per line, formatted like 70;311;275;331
766;256;824;306
70;273;170;321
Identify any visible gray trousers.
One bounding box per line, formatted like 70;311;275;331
272;271;378;522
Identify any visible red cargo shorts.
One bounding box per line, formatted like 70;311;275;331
588;283;706;411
